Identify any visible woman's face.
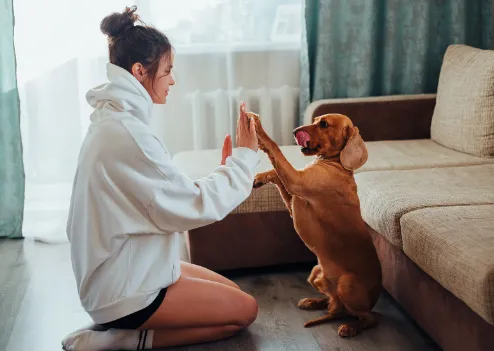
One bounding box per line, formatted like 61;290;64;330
133;53;175;104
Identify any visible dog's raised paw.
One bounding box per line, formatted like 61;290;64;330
337;323;358;338
253;174;267;188
253;181;264;189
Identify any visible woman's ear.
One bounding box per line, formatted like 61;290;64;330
131;62;146;82
340;126;368;171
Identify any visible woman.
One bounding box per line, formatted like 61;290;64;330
63;6;259;351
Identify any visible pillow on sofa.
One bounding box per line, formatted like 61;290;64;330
431;44;494;157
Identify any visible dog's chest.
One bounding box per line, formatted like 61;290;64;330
292;196;311;216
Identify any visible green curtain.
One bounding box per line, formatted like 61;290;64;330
300;0;493;122
0;0;25;238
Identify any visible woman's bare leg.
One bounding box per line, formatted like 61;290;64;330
62;268;256;350
180;261;240;289
139;276;257;348
145;324;244;348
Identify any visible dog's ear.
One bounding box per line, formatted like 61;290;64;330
340;126;367;171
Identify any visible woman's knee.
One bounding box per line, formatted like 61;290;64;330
180;261;241;290
245;295;259;326
229;281;241;290
222;278;241;290
235;294;258;327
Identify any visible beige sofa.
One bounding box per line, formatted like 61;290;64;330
173;45;494;350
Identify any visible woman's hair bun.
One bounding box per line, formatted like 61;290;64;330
100;6;140;39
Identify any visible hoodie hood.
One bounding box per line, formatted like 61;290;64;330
86;63;154;125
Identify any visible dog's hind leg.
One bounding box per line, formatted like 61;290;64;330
298;265;323;307
298;265;328;310
298;297;329;310
307;264;323;288
302;268;347;327
337;311;378;337
303;295;346;327
336;274;379;337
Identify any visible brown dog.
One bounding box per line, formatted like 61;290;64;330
249;112;382;338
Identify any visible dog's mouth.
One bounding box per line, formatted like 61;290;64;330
295;131;320;154
301;146;320;155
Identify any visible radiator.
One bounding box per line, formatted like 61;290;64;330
185;86;300;150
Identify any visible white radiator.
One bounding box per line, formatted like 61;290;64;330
185;86;300;150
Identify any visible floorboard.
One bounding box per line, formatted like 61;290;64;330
0;239;31;351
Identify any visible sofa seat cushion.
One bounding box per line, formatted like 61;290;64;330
173;139;492;178
360;139;493;172
173;141;494;214
430;44;494;157
355;164;494;247
401;205;494;325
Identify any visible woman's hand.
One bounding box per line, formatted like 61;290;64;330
236;102;258;152
220;134;232;165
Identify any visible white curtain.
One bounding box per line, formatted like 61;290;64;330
14;0;303;243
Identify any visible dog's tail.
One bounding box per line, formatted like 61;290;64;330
304;312;346;328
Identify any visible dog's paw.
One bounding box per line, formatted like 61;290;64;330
298;298;315;310
253;181;264;189
247;112;269;147
297;297;329;310
253;172;272;189
337;323;358;338
253;176;266;189
247;112;262;130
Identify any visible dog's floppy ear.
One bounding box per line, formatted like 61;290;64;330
340;126;368;171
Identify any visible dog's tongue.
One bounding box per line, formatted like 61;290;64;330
295;131;310;148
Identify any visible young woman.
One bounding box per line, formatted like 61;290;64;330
62;6;259;351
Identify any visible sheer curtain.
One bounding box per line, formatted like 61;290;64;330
14;0;303;243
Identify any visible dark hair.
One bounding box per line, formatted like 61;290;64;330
100;6;172;87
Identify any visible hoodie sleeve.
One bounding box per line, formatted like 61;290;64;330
110;119;260;233
145;146;259;233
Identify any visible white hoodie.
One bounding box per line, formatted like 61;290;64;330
66;63;259;324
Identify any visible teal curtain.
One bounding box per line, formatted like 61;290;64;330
300;0;493;122
0;0;25;238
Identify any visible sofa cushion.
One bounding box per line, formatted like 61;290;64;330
173;141;494;214
430;44;494;157
355;164;494;247
360;139;493;172
173;140;493;179
401;205;494;325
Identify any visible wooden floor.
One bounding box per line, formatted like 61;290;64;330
0;238;440;351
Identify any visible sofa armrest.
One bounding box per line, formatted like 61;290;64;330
303;94;437;141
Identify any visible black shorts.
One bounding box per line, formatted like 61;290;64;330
101;288;167;329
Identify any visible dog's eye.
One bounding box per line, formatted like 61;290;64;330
319;120;329;128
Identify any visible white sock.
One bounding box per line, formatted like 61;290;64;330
62;328;154;350
65;323;109;336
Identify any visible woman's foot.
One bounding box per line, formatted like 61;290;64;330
62;329;153;350
65;323;109;337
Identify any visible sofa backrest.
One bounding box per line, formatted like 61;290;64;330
304;94;437;142
431;44;494;157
